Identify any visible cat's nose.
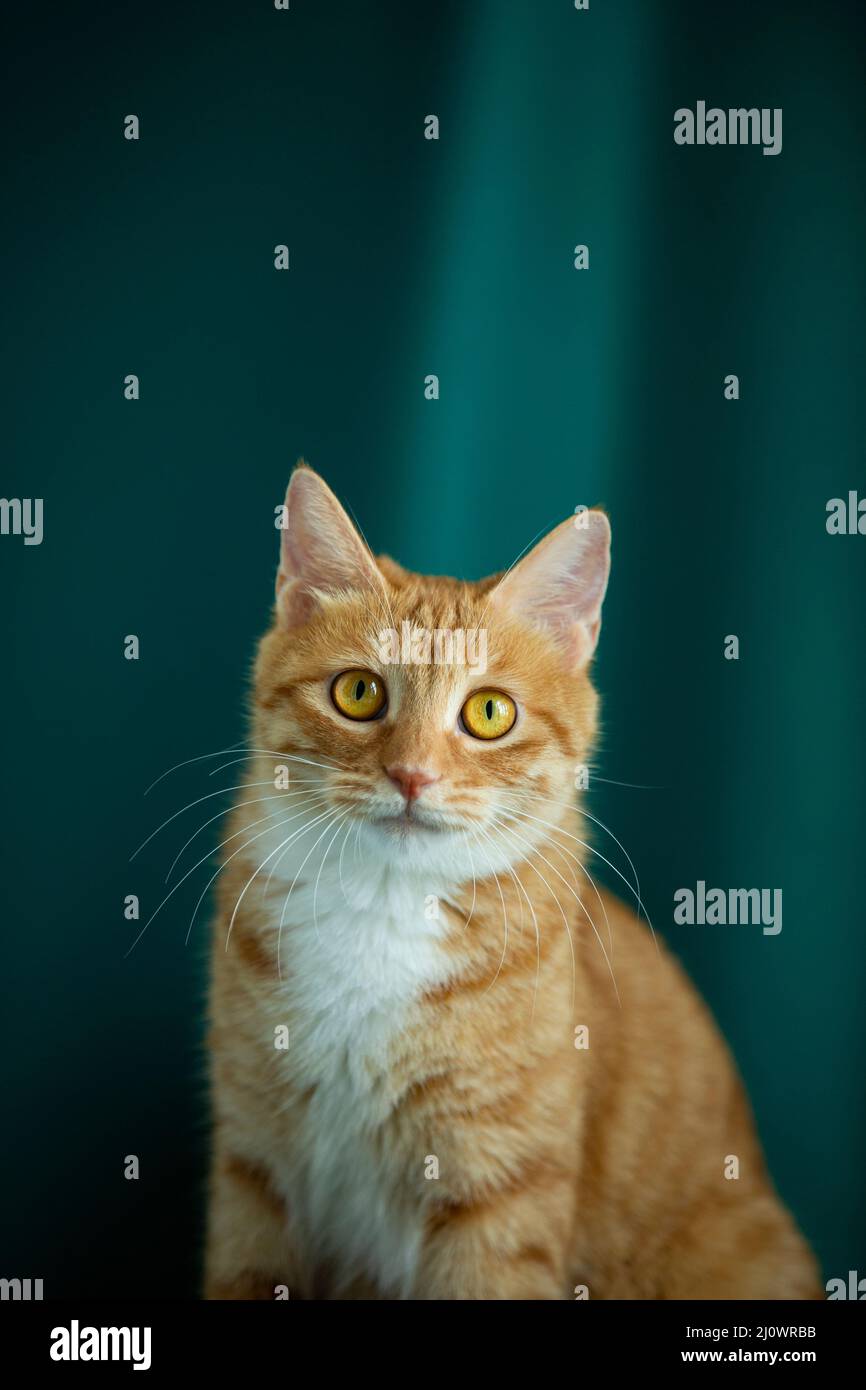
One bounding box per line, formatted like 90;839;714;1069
385;765;441;803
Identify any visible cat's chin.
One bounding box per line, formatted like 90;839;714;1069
359;810;472;872
367;811;453;839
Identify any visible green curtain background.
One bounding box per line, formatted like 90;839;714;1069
2;0;863;1297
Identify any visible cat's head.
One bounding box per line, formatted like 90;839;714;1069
253;465;610;878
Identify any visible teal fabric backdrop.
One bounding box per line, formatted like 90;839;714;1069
1;0;863;1296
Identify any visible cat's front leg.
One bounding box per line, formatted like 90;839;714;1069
410;1160;575;1300
203;1146;297;1300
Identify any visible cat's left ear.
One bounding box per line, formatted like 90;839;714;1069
275;464;383;628
489;511;611;669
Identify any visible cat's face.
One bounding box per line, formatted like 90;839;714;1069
253;467;610;880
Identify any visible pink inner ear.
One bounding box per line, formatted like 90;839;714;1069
275;467;382;628
275;573;319;628
491;512;610;664
562;617;601;669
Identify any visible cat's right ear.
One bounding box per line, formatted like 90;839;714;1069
275;464;382;628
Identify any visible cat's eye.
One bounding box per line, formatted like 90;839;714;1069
460;689;517;740
331;669;387;721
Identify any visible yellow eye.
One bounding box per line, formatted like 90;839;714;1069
331;669;387;721
461;689;516;740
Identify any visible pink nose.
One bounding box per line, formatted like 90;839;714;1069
385;765;440;803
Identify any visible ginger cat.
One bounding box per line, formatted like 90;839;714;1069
204;465;818;1300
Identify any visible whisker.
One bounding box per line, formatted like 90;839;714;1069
188;799;333;948
591;775;664;790
207;753;348;779
337;818;355;906
488;816;579;1017
224;803;345;954
143;745;349;796
499;798;656;949
460;834;478;934
500;811;622;1006
472;823;541;1019
130;780;278;862
165;787;320;883
277;810;349;981
259;800;337;900
466;826;509;994
499;797;615;959
124;796;327;957
503;787;645;932
312;812;353;943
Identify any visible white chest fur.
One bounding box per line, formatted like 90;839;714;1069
253;820;458;1296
